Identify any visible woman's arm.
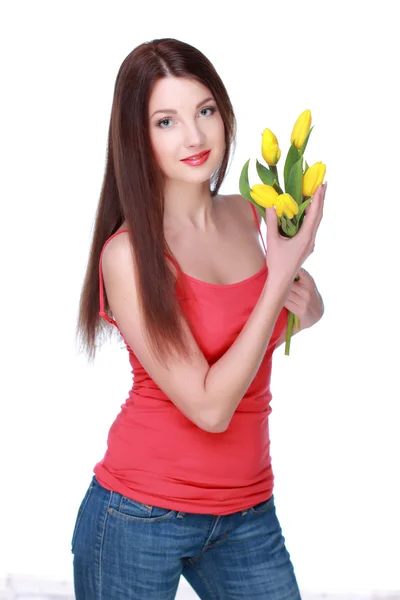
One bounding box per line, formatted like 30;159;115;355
102;233;291;434
102;187;324;434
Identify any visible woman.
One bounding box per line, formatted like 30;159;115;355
72;37;326;599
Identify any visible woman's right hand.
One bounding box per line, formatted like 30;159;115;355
265;182;327;289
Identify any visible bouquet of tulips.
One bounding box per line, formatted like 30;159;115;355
239;109;326;355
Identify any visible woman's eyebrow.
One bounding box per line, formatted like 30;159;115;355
150;97;215;119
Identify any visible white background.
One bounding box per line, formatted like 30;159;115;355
1;0;399;596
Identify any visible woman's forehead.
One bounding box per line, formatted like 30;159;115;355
149;77;213;115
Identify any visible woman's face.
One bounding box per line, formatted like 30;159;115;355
148;76;226;185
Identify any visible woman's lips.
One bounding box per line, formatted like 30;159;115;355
181;150;211;166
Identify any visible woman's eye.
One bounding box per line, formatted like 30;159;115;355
156;107;217;128
200;107;217;116
157;118;173;128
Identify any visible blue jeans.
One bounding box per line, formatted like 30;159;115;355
72;476;301;599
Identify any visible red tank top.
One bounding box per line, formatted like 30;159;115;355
94;202;288;515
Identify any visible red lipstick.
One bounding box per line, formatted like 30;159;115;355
181;150;211;166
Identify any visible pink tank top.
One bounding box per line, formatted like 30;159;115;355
94;202;288;515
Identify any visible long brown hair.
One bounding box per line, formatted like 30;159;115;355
76;38;237;366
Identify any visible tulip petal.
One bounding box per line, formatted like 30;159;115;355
262;128;281;166
250;184;278;208
275;193;299;220
303;161;326;196
291;109;312;150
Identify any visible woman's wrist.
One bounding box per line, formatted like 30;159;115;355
261;273;292;305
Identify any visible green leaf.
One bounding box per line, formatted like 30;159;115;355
304;160;310;174
239;159;253;202
285;219;297;237
299;125;314;156
286;157;303;205
284;142;300;191
280;216;288;235
255;160;284;195
256;160;276;186
278;216;293;238
238;160;267;219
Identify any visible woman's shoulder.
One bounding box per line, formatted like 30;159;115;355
101;227;130;267
220;193;263;226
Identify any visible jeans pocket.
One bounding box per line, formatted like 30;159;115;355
71;479;95;552
249;494;275;515
110;495;176;522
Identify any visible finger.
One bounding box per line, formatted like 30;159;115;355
287;285;308;302
305;184;325;224
284;298;301;314
301;184;326;238
284;289;304;302
265;207;279;241
312;183;326;232
297;267;315;286
300;190;321;236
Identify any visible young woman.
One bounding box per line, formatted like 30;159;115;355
72;37;326;600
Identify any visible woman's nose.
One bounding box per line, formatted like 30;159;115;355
183;123;206;147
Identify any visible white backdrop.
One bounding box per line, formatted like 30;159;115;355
1;0;399;596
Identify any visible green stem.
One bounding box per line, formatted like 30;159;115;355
285;311;294;356
273;182;285;195
285;273;300;356
270;165;281;188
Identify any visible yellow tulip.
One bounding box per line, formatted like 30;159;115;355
302;162;326;197
275;194;299;219
262;128;281;166
250;184;278;208
291;109;312;150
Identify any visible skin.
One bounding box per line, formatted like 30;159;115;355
148;76;226;232
121;75;324;341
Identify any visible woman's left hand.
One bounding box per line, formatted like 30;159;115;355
284;267;324;331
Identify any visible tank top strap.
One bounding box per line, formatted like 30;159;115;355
249;202;266;254
163;249;181;272
99;228;129;326
164;249;189;295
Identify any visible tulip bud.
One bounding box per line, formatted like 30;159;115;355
275;193;299;219
302;162;326;197
250;184;279;208
291;109;312;150
262;128;281;166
